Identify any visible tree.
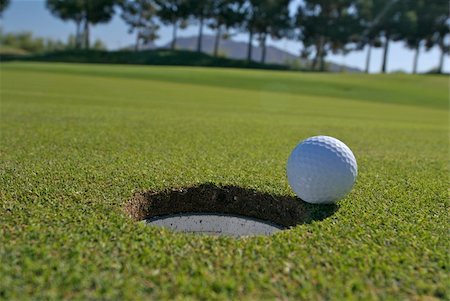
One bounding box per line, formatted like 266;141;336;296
0;0;10;17
81;0;117;49
355;0;387;73
400;0;434;74
253;0;291;64
0;30;68;53
208;0;246;57
353;0;407;73
121;0;159;51
426;1;450;74
242;0;256;61
154;0;189;50
373;0;411;73
47;0;117;49
92;38;107;50
47;0;84;49
187;0;212;52
297;0;359;71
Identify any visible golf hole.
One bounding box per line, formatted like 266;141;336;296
124;183;338;237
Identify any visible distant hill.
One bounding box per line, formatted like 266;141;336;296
145;35;361;73
161;35;305;66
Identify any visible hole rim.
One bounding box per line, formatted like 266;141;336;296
125;183;338;231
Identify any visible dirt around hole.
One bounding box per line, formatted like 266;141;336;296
124;183;338;228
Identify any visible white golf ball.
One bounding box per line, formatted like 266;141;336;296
287;136;357;204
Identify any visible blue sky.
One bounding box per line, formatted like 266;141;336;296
2;0;448;73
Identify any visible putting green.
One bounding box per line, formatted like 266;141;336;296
1;62;448;300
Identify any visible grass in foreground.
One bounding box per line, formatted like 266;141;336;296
0;62;448;300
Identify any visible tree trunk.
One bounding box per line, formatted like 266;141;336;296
319;53;325;71
438;41;445;73
412;44;419;74
260;34;267;64
213;26;221;57
340;52;346;72
197;14;204;52
135;12;144;52
311;40;321;70
365;43;372;73
75;19;81;49
313;36;325;71
84;18;90;49
247;29;253;62
311;52;319;70
381;35;390;73
82;0;89;49
135;30;140;52
311;52;319;71
171;21;177;50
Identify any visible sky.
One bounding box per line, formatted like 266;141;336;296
1;0;449;73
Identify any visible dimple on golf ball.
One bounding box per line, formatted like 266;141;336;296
287;136;357;204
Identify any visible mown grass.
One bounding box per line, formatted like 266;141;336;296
0;62;448;300
3;62;447;109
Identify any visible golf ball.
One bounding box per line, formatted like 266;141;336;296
287;136;357;204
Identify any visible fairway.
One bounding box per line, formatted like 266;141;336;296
1;62;448;300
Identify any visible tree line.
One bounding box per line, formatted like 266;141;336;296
0;30;107;54
1;0;448;73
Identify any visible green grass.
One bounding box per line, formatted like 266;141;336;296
3;62;446;109
1;62;448;300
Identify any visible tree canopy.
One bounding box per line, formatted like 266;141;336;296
121;0;159;51
0;0;10;16
297;0;360;71
154;0;189;50
46;0;118;49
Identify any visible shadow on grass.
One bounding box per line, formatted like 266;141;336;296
125;183;337;228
